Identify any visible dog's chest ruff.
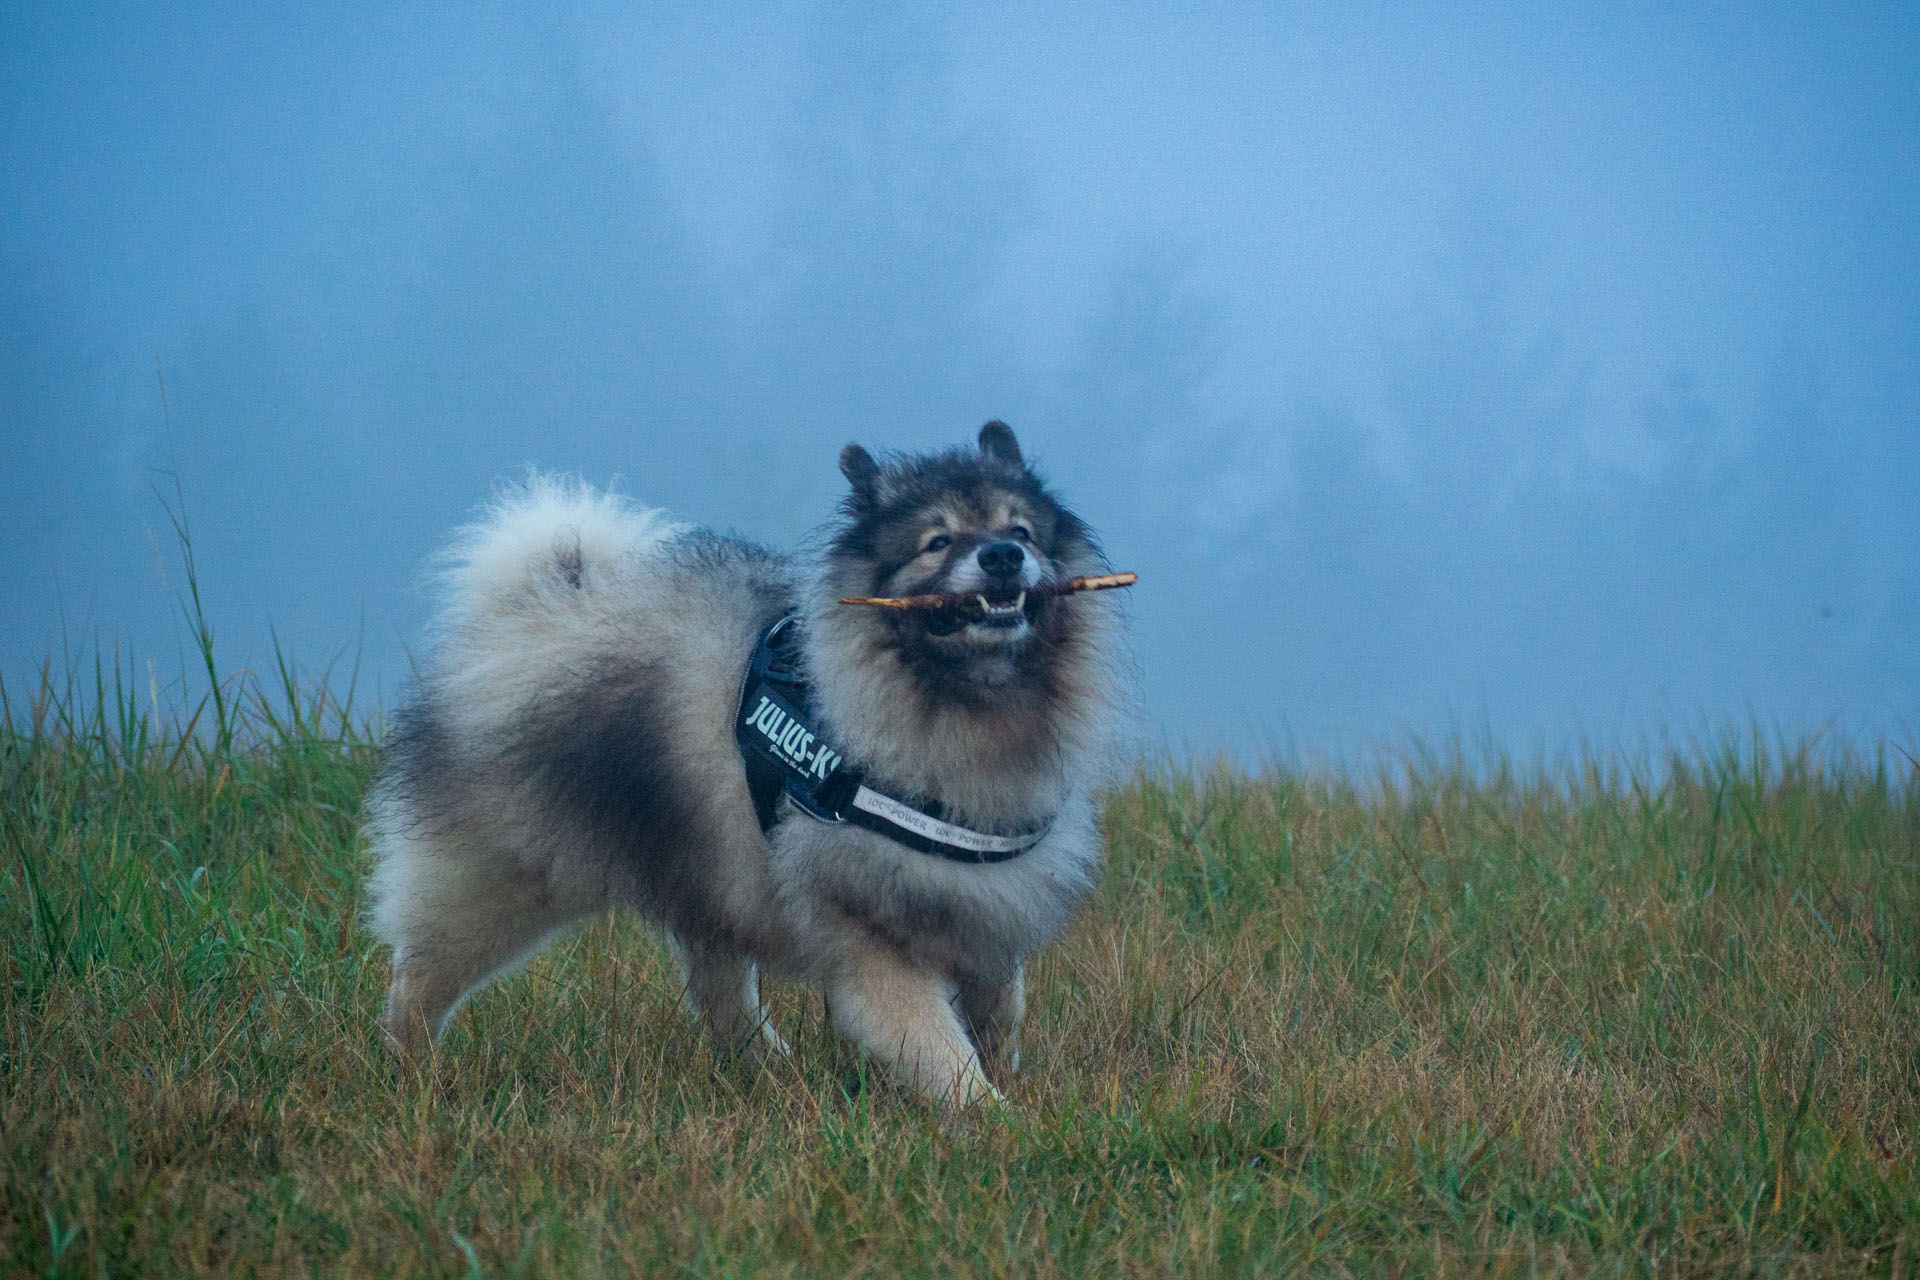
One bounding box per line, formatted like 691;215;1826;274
734;617;1051;863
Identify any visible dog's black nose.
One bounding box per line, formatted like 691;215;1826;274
977;541;1025;580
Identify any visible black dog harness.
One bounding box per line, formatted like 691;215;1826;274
734;617;1050;863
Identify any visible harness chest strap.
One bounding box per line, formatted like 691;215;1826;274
734;617;1051;864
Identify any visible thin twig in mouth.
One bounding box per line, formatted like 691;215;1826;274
838;571;1138;611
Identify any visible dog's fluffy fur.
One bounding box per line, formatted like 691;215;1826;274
364;422;1122;1106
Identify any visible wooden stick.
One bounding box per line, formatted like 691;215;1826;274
839;571;1138;611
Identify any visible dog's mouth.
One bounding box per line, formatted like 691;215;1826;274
923;588;1032;637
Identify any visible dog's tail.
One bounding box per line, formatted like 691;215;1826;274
432;471;685;631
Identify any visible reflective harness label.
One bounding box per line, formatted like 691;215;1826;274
741;689;843;782
734;617;1049;864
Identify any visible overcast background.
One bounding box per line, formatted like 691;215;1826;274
4;3;1915;760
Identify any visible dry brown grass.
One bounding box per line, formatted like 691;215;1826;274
5;670;1916;1275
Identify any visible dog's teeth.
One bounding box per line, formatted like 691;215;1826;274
1014;591;1026;611
977;595;991;612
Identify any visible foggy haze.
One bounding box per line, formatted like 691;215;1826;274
4;4;1916;759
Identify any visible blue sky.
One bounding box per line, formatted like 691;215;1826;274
4;3;1916;757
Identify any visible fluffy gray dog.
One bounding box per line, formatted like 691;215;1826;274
364;422;1124;1107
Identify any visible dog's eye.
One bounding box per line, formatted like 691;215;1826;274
922;534;950;554
1008;525;1032;542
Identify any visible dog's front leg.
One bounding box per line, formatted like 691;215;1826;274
957;962;1025;1077
665;932;790;1065
828;945;1001;1108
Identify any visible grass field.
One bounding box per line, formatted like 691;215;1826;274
4;649;1916;1277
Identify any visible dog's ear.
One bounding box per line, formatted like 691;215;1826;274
978;420;1022;466
840;444;881;501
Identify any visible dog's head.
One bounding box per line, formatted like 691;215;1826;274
817;421;1110;705
805;421;1124;809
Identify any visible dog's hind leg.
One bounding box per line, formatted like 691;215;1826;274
957;962;1026;1076
666;932;789;1063
371;831;595;1059
829;943;1000;1109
